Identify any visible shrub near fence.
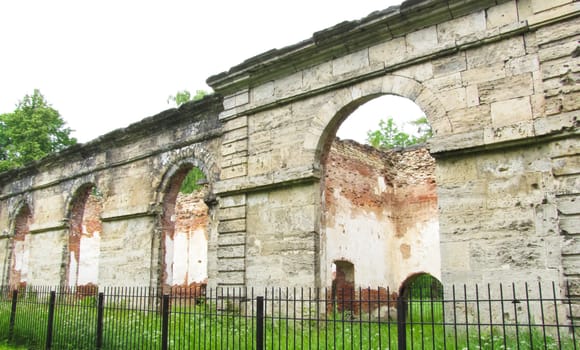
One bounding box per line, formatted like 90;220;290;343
0;282;577;349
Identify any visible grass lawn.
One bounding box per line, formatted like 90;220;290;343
0;342;27;350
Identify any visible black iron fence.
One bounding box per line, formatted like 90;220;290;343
0;281;577;349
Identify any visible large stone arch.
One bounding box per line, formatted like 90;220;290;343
312;77;444;291
310;74;450;165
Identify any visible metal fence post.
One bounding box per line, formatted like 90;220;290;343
8;290;18;341
161;294;170;350
96;292;104;349
397;294;407;350
46;290;56;350
256;296;264;350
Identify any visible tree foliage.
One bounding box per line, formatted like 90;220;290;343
167;89;208;107
367;116;432;149
179;167;206;194
0;90;77;172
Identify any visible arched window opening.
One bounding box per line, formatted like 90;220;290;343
10;204;32;290
162;165;209;294
322;94;441;297
67;184;103;290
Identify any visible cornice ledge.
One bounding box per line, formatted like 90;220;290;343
214;165;321;196
206;0;498;95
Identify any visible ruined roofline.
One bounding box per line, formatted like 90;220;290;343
334;137;429;157
206;0;499;94
0;94;223;185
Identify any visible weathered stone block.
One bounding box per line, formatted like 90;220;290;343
303;62;333;90
220;163;247;179
552;154;580;176
217;245;245;259
556;196;580;215
466;36;525;68
447;105;490;133
247;153;272;176
432;52;467;77
534;204;560;236
490;96;533;127
440;242;471;272
221;153;247;168
535;16;580;45
437;87;467;111
406;26;438;56
486;1;518;28
222;139;247;156
332;49;369;76
252;82;274;104
484;121;534;144
480;74;534;104
437;180;486;213
215;271;244;285
528;3;579;26
435;157;479;184
531;0;572;14
369;37;407;67
223;127;247;143
218;219;246;234
461;63;506;85
465;84;479;107
538;39;579;62
395;62;434;82
274;71;303;98
425;72;462;92
541;56;579;80
437;11;486;44
223;115;248;133
562;236;579;255
486;173;544;209
470;237;546;270
218;206;246;221
220;194;246;208
430;129;484;153
506;55;540;76
217;233;246;246
563;255;580;275
561;91;580;112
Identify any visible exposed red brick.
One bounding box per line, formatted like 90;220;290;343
67;184;103;286
324;139;437;240
161;166;209;289
10;204;32;290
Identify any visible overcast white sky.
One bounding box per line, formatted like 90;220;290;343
0;0;423;144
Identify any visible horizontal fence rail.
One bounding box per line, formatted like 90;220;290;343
0;282;577;349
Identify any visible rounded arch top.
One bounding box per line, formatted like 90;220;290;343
8;199;32;237
64;182;99;220
154;156;217;206
312;74;451;162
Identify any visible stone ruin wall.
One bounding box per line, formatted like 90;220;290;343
323;139;439;291
0;0;577;311
0;96;223;289
324;139;439;318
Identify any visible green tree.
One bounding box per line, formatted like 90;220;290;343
366;116;431;149
167;89;208;107
0;90;77;172
179;167;206;194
